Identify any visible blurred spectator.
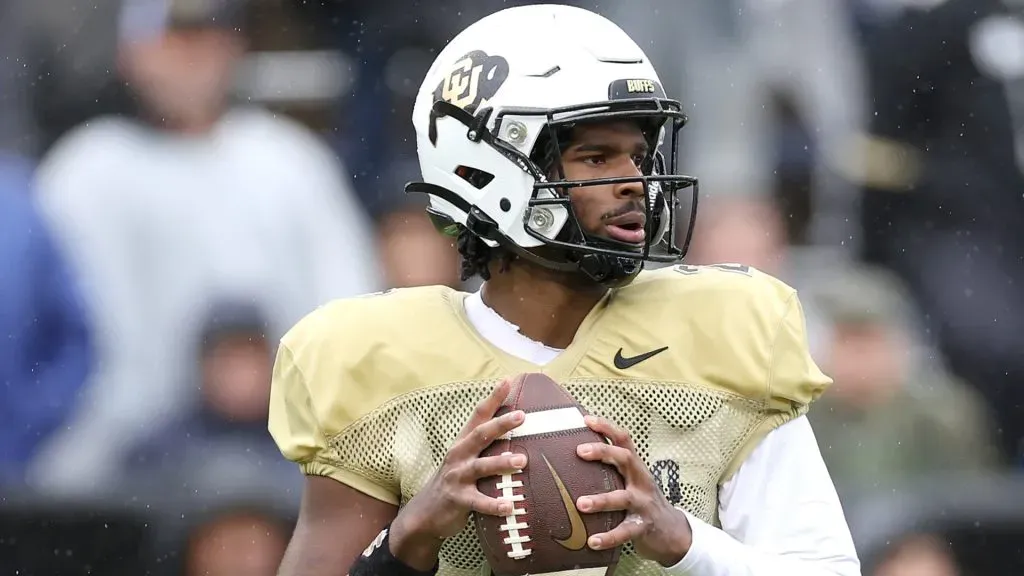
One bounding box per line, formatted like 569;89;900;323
182;506;289;576
28;0;382;497
603;0;867;250
377;207;461;288
684;196;789;277
808;264;1000;503
872;532;961;576
126;302;302;507
849;0;1024;461
0;154;91;487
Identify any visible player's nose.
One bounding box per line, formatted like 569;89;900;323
612;177;645;200
610;154;643;196
611;157;644;199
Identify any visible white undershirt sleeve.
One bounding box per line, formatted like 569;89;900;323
667;415;861;576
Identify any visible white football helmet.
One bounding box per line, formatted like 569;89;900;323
406;4;699;286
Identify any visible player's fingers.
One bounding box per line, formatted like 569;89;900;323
576;489;633;514
456;408;525;456
464;491;516;517
464;451;528;482
457;379;513;440
584;415;637;453
587;513;646;551
577;442;648;484
577;441;632;469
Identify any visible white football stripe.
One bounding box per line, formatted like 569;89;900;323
534;568;608;576
499;407;586;439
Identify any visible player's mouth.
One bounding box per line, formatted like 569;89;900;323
603;212;646;244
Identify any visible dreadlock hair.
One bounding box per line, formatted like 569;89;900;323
457;226;515;282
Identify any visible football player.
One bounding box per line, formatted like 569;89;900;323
269;5;861;576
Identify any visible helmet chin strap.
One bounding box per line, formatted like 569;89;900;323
576;252;643;288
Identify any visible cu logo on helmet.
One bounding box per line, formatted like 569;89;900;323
433;50;510;113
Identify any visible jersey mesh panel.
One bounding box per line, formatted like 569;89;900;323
326;378;767;576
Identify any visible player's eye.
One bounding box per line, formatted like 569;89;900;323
581;155;607;166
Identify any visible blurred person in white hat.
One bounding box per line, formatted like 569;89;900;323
29;0;382;498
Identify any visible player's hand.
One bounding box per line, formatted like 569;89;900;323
575;415;693;567
389;379;527;569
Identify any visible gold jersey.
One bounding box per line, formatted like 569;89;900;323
268;264;831;576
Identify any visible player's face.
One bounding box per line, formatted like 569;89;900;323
560;121;650;249
119;28;243;128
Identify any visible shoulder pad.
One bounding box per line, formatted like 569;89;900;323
622;265;830;408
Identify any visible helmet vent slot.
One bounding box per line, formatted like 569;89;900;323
455;165;495;189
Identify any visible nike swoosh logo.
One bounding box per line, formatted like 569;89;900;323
541;454;588;551
614;346;669;370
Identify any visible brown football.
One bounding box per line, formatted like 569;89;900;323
474;373;626;576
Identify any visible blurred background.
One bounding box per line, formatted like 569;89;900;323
1;0;1023;574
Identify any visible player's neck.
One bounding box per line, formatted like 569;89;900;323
480;264;606;350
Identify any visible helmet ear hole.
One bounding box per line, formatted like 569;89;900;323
455;165;495;189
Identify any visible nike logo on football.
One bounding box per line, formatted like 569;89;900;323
614;346;669;369
542;454;588;551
